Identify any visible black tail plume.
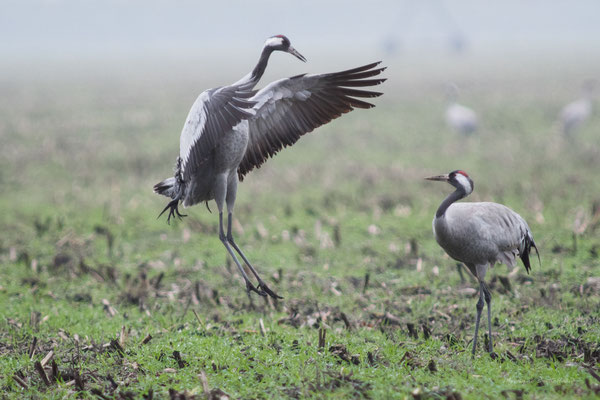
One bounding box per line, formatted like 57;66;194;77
520;232;540;274
153;177;176;197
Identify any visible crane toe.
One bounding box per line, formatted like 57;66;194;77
258;281;283;299
245;280;266;297
157;199;187;224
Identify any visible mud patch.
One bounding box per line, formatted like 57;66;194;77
535;336;600;363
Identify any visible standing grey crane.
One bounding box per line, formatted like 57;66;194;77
559;79;597;138
445;83;478;135
426;170;539;355
154;35;386;299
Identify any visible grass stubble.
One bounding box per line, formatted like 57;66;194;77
0;58;600;399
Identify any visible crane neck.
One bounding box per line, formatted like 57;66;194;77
436;188;467;218
234;46;274;89
251;47;274;82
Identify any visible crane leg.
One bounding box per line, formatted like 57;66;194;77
224;174;282;299
482;282;494;353
456;263;465;283
472;285;484;356
472;264;491;355
226;215;282;299
219;212;264;296
214;174;264;297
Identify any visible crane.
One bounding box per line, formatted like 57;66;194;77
154;35;386;299
426;170;539;355
445;83;478;135
559;79;596;138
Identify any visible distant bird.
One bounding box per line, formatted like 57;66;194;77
154;35;386;299
559;79;597;138
445;83;478;135
426;170;539;355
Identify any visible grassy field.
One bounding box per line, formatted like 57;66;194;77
1;55;600;399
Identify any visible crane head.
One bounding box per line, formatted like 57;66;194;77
264;35;307;62
426;170;474;195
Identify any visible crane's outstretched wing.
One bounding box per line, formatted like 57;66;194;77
237;62;386;180
180;86;256;180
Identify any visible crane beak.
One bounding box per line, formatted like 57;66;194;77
425;174;450;182
287;46;307;62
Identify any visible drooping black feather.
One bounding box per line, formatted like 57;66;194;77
519;233;540;274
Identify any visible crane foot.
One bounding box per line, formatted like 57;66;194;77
258;281;283;299
246;281;267;297
157;199;187;224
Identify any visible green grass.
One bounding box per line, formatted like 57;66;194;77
1;57;600;399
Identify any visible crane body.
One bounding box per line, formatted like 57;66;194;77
559;79;597;137
445;103;478;135
445;83;478;135
560;98;592;137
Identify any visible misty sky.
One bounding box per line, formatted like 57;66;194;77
2;0;599;62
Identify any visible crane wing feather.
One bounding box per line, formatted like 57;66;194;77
237;62;386;180
179;86;256;180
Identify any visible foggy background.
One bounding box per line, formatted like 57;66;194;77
2;0;599;80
